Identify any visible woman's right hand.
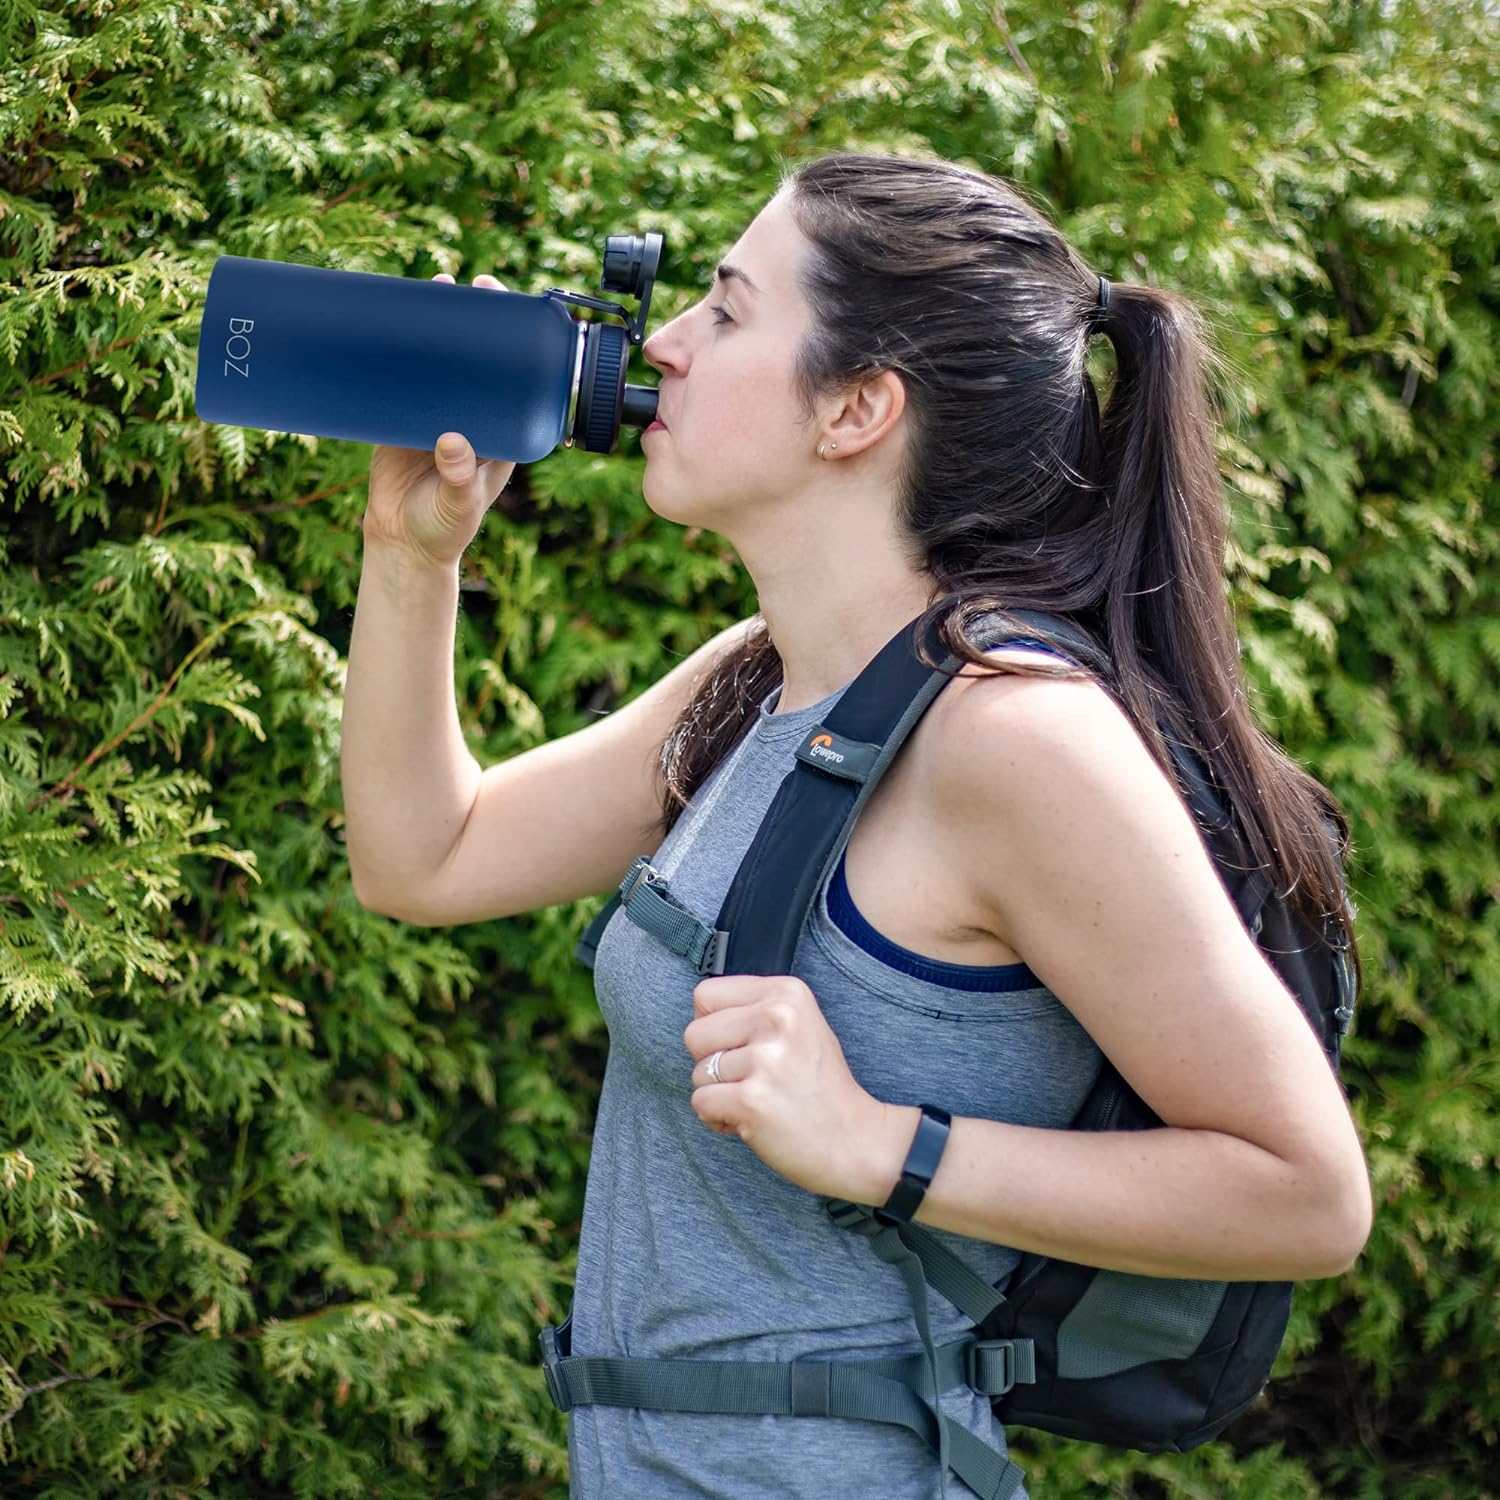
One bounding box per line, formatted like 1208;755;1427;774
362;272;518;569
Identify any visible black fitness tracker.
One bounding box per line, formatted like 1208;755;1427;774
875;1103;952;1226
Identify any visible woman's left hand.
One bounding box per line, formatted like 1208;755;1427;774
685;973;893;1203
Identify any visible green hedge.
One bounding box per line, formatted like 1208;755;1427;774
1;0;1495;1493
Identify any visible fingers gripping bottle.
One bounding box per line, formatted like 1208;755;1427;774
193;233;663;463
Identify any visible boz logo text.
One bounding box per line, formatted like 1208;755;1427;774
223;317;254;377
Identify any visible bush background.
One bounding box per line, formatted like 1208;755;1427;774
1;0;1496;1494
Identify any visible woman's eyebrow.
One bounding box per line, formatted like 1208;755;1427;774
715;262;761;295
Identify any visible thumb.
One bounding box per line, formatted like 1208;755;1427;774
435;431;474;482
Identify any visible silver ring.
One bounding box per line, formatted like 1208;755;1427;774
706;1048;725;1085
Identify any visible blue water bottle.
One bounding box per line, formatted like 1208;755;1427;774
193;233;663;463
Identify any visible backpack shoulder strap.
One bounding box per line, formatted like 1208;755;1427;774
713;607;964;974
577;607;1120;976
970;607;1113;679
575;888;622;970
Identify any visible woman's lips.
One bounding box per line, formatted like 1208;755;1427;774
645;420;668;433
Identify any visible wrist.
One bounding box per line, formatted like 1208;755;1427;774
858;1101;922;1209
873;1103;953;1226
363;534;460;576
358;538;463;610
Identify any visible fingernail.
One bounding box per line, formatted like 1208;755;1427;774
439;436;466;459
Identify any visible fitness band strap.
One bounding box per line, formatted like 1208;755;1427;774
875;1104;952;1226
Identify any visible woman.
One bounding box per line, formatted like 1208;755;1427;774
342;151;1373;1498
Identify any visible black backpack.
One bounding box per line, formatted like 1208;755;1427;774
540;607;1359;1500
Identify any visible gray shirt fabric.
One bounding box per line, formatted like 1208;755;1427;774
566;640;1106;1498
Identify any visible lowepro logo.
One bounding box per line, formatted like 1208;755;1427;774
806;733;845;765
223;317;254;378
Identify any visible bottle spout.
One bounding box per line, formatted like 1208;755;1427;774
621;383;659;428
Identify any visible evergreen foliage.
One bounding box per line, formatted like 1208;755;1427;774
1;0;1495;1493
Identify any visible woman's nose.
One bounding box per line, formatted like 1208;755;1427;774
643;308;690;374
642;329;672;374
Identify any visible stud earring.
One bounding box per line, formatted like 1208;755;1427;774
819;442;838;459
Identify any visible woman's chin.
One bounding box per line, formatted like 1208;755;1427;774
641;470;704;527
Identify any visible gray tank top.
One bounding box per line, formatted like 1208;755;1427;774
566;639;1106;1498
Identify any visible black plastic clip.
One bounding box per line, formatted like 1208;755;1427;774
538;1324;573;1413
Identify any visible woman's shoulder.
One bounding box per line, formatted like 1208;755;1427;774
937;637;1128;727
927;644;1173;829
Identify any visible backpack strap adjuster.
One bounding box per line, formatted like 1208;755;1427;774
823;1197;882;1236
964;1337;1035;1397
621;855;663;905
616;856;730;975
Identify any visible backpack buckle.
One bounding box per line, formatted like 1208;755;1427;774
964;1337;1032;1396
621;856;663;906
823;1198;882;1237
538;1324;573;1413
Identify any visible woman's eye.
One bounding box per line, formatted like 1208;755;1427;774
709;305;734;326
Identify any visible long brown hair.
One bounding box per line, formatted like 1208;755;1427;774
655;150;1358;975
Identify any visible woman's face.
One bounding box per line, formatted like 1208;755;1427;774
639;192;822;531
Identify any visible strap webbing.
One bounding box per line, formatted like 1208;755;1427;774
827;1199;1009;1327
870;1216;954;1499
615;855;727;974
543;1317;1028;1500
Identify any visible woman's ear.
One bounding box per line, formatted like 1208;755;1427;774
822;369;907;459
